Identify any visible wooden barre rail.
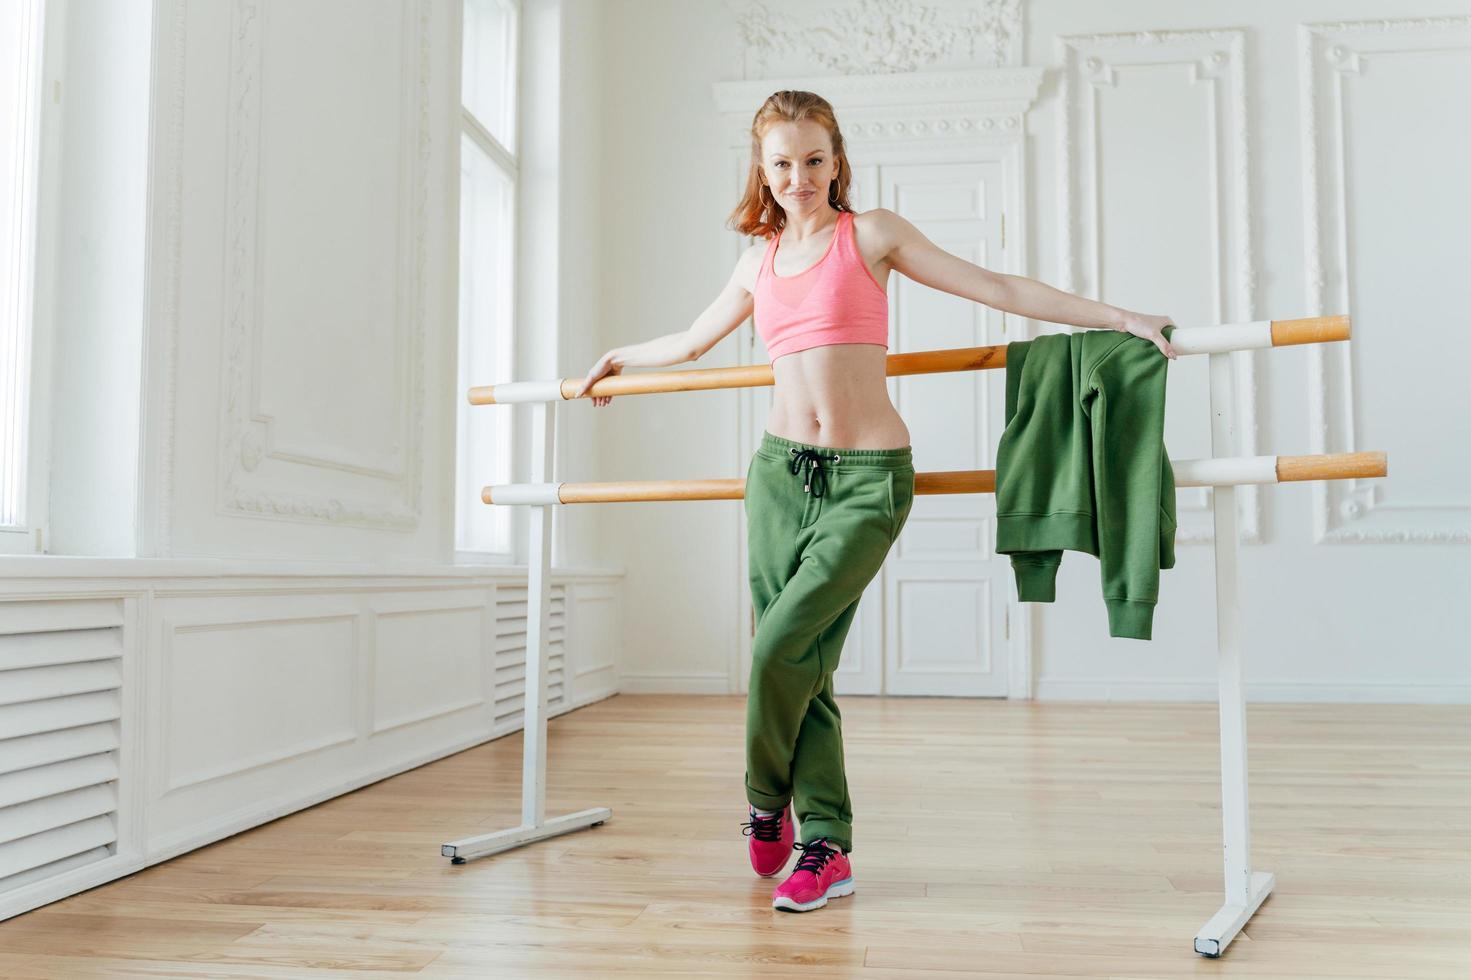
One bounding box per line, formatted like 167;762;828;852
482;450;1386;505
468;315;1350;406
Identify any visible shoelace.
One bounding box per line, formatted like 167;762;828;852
789;447;840;497
740;809;784;842
791;838;839;874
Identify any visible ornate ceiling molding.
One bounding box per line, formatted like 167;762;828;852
730;0;1022;77
711;66;1044;148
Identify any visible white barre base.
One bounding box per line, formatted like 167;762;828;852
1194;871;1276;956
440;806;613;863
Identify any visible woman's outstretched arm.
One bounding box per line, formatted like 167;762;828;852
875;208;1177;359
574;244;762;404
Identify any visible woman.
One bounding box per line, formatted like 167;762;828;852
575;91;1176;913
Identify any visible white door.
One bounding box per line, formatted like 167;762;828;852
876;161;1011;696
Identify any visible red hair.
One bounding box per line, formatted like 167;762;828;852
726;90;855;240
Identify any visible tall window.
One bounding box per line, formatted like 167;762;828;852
456;0;520;559
1;0;46;553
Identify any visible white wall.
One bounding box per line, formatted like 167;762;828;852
597;0;750;692
550;0;609;568
594;0;1471;701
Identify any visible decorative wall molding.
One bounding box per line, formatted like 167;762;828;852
1057;28;1260;543
217;0;432;530
1299;16;1471;543
712;65;1044;108
844;110;1022;142
712;67;1043;149
159;612;360;794
730;0;1022;77
569;580;620;678
368;604;489;736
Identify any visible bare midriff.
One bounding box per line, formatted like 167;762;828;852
765;343;911;450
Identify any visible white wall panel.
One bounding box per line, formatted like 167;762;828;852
161;611;358;793
570;580;620;700
371;602;488;736
1301;16;1471;543
142;0;456;559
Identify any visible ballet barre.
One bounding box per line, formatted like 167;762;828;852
469;315;1347;405
448;313;1387;960
483;452;1387;505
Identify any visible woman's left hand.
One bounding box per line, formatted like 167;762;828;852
1115;312;1177;360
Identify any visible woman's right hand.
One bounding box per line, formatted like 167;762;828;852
575;350;622;407
1114;311;1178;359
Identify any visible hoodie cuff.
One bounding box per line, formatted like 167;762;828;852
1011;558;1059;602
1106;598;1156;640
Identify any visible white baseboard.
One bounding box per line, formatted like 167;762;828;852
0;853;148;925
1033;678;1471;704
568;687;620;710
144;727;499;864
618;670;731;694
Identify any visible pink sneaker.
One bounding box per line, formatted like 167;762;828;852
741;804;794;877
771;838;854;912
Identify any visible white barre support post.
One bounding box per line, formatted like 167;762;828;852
1193;350;1274;955
441;400;611;864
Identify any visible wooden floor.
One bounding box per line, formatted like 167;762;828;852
1;695;1468;978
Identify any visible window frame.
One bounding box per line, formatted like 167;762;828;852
0;0;57;556
453;0;522;564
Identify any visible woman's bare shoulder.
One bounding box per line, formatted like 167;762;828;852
852;207;903;236
851;208;904;267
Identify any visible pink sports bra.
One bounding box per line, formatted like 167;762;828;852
753;209;888;362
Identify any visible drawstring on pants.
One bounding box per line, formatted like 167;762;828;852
789;447;841;497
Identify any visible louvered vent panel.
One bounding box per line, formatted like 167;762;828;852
493;584;567;730
0;601;124;898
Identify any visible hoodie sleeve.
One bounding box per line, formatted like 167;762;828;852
996;336;1069;601
1080;326;1175;640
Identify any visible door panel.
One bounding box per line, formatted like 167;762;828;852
878;161;1010;696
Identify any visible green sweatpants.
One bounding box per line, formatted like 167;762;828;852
743;430;915;854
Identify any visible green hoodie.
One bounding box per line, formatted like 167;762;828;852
995;326;1177;640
